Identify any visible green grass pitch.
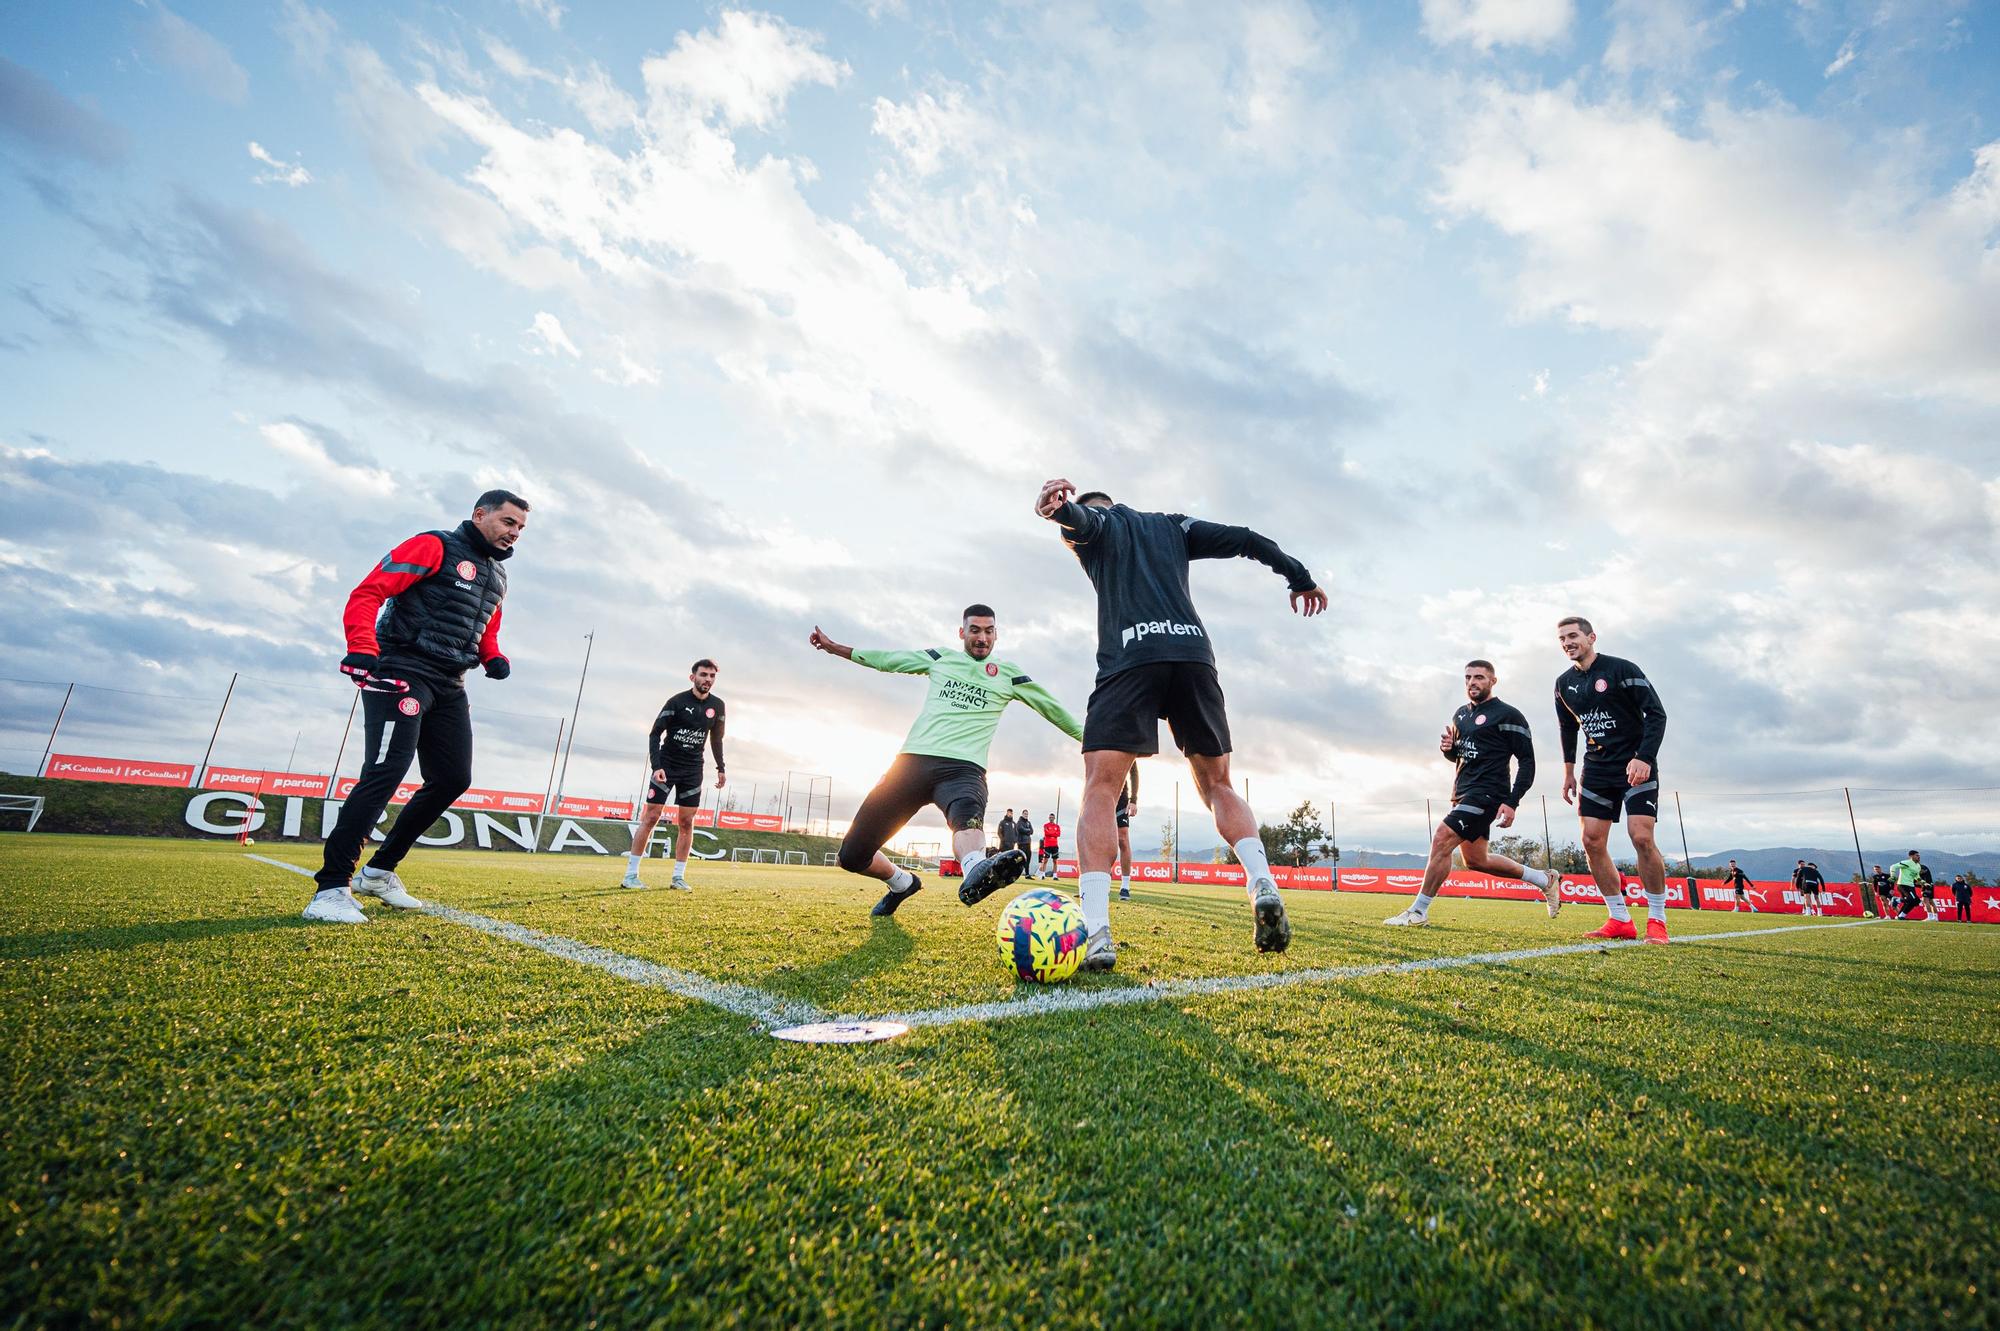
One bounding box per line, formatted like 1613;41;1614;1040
3;836;1994;1327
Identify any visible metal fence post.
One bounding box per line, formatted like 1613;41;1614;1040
194;672;238;787
37;682;74;777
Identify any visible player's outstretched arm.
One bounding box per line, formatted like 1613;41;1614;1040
1012;675;1085;743
1182;518;1325;615
808;625;856;661
1036;477;1076;519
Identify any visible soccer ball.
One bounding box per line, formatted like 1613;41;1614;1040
995;888;1087;983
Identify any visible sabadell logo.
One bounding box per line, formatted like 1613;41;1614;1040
456;560;478;579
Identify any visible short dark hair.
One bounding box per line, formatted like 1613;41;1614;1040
691;658;717;672
1556;615;1593;635
1076;490;1113;506
475;488;530;512
1465;659;1495;673
962;603;995;622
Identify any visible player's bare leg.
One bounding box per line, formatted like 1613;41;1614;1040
1628;816;1669;943
1188;752;1289;953
622;802;668;888
1117;824;1133;900
1076;751;1134;969
1386;822;1465;927
667;809;697;890
1579;817;1637;941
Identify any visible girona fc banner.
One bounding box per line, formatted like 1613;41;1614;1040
1692;879;1865;917
46;753;196;787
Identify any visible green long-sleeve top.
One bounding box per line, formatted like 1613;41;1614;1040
851;647;1084;767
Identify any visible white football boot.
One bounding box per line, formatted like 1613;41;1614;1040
303;884;368;924
1382;907;1430;927
1079;927;1118;972
620;871;647;890
353;865;425;909
669;870;693;893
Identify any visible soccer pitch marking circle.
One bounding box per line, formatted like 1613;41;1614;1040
246;854;1889;1034
770;1021;910;1044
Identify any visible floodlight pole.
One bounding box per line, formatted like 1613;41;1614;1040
1425;797;1433;844
36;682;74;778
1843;787;1872;911
1541;795;1554;873
532;718;564;852
1673;791;1696;907
326;691;360;799
548;631;595;834
286;731;302;774
195;672;239;788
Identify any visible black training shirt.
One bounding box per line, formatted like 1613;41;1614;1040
650;690;726;772
1554;653;1666;768
1445;697;1536;806
1054;501;1314;683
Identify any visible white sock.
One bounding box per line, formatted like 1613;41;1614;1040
1079;871;1112;934
887;867;914;891
1646;890;1667;923
1120;874;1130;891
962;847;987;873
361;864;385;878
1413;891;1435;915
625;852;641;874
673;857;688;877
1524;867;1551;889
1233;837;1274;900
1603;888;1632;922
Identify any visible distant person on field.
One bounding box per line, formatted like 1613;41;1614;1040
306;490;526;925
1725;860;1755;913
1869;865;1893;918
1952;874;1973;923
1890;852;1924;920
1918;860;1938;921
1039;813;1063;880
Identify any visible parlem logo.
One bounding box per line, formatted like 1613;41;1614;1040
456;560;478;580
398;697;421;716
1120;620;1205;648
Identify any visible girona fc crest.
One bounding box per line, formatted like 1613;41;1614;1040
1594;678;1609;692
985;663;1000;677
398;697;421;716
1475;714;1487;725
705;707;716;718
456;560;478;580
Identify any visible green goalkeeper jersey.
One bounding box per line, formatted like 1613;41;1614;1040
1891;857;1923;887
851;647;1083;767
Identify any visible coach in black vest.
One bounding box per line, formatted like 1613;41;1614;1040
304;490;528;924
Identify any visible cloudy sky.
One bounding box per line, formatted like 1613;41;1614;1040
1;0;1994;858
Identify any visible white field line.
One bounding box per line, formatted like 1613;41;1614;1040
250;855;1885;1034
250;854;822;1028
861;917;1889;1030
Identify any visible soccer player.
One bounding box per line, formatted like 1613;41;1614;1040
1037;479;1327;969
808;606;1083;916
621;659;726;891
1797;860;1826;916
1869;864;1893;918
304;490;526;924
1039;812;1062;880
1554;616;1670;944
1918;861;1939;921
1891;852;1924;921
1116;764;1139;901
1724;860;1755;913
1385;660;1558;927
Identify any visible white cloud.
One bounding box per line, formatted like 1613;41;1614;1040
515;0;564;30
257;421;394;495
1824;34;1859;77
1420;0;1574;52
524;310;580;358
641;11;848;131
247;141;312;187
1604;0;1718;75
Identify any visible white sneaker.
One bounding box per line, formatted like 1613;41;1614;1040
1383;908;1430;927
669;874;692;893
303;885;368;924
1079;927;1117;972
620;872;647;890
354;866;424;909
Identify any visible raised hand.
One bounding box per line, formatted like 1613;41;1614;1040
1036;478;1076;518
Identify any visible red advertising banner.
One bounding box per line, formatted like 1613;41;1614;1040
1554;875;1693;910
202;767;333;797
46;753;196;787
1336;868;1694;909
1692;879;1864;917
557;796;631;820
1336;868;1428;895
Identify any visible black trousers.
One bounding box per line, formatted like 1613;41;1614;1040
1955;891;1973;921
315;680;474;888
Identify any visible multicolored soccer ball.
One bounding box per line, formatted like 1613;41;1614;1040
995;888;1087;983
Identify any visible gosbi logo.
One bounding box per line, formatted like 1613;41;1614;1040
398;697;421;716
1595;678;1609;692
456;560;478;580
985;663;999;677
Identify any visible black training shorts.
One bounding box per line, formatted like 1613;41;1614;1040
1442;791;1506;843
1082;661;1231;757
1576;765;1659;823
844;753;988;858
646;769;705;810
